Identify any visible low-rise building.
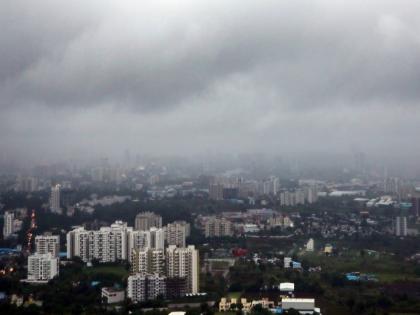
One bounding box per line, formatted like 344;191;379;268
281;298;320;314
101;287;125;304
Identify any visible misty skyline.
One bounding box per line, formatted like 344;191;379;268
1;0;420;164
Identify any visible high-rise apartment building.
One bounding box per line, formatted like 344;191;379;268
67;221;130;262
395;216;407;237
16;176;39;192
127;273;167;303
135;212;162;231
209;184;224;200
306;238;314;252
280;190;307;207
127;230;151;253
27;253;59;282
166;221;190;247
127;227;165;256
67;221;165;262
411;192;420;217
50;184;61;214
131;248;165;275
166;245;199;294
306;186;319;204
204;217;233;238
2;211;14;239
262;177;280;196
35;234;60;257
149;227;165;250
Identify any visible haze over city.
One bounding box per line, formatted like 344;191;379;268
3;2;420;315
1;0;420;165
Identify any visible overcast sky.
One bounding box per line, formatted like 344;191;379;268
1;0;420;164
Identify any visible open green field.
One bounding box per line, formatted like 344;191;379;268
83;264;129;278
299;250;419;283
227;291;242;299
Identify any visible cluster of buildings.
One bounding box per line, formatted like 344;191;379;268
279;187;318;206
197;209;294;238
128;245;199;302
15;176;40;192
209;176;282;200
208;176;320;206
204;217;233;238
219;282;321;314
66;212;198;303
2;209;25;239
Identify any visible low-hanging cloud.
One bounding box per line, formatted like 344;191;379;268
1;0;420;164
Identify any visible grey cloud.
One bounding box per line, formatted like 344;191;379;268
1;0;420;164
2;0;420;112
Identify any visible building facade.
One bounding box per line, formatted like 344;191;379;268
204;217;233;238
35;234;60;257
2;211;14;239
166;245;199;294
166;221;190;247
50;184;61;214
27;253;59;282
134;212;162;231
395;216;408;237
67;221;130;262
127;273;167;303
131;248;165;275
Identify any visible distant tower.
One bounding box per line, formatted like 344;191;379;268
395;216;407;237
411;190;420;217
134;212;162;231
50;184;61;214
306;238;314;252
2;211;14;239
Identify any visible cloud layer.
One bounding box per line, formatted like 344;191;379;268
1;0;420;163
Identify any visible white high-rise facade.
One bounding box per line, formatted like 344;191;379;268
149;227;165;250
166;245;199;294
50;184;61;214
131;248;165;275
127;230;151;254
395;216;407;237
35;234;60;257
67;221;164;263
27;253;59;282
67;221;130;262
306;238;314;252
2;211;14;239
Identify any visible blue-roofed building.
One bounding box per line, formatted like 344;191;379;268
345;273;360;281
292;261;302;269
269;307;283;314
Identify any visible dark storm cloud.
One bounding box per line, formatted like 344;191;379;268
2;0;420;111
1;0;420;163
